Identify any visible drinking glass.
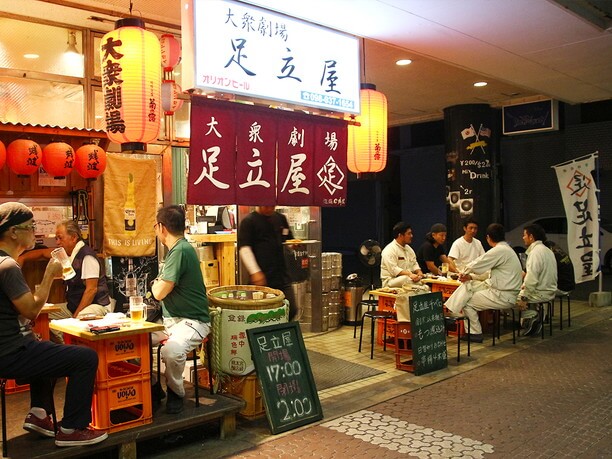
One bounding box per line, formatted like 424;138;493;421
51;247;76;280
129;296;145;322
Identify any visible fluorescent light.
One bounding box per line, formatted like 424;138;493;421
474;81;488;87
396;59;412;66
24;53;39;59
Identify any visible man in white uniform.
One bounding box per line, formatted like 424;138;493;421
380;222;423;288
516;224;558;336
445;223;523;343
448;219;485;269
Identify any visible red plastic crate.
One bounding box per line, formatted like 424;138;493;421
4;379;29;394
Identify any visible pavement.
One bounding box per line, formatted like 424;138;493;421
139;294;612;459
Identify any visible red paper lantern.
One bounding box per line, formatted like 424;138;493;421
41;141;75;178
0;140;6;170
75;144;107;180
160;34;181;72
7;139;42;176
161;80;184;115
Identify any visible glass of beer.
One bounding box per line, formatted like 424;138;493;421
51;247;76;280
440;262;449;277
129;296;145;322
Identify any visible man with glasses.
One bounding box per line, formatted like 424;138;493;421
0;202;107;447
151;205;210;414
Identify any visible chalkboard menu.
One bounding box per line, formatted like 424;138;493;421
246;322;323;434
409;292;448;375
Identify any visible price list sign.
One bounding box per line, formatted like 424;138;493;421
247;322;323;434
408;292;448;375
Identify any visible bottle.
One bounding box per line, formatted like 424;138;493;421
124;173;136;232
77;193;90;245
125;258;138;297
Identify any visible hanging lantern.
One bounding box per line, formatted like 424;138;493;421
0;140;5;170
161;80;184;115
100;18;161;151
75;144;107;180
41;141;75;178
160;34;181;72
7;139;42;177
347;83;388;174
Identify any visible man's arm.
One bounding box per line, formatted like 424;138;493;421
152;278;175;301
12;259;62;320
239;246;266;286
72;278;99;317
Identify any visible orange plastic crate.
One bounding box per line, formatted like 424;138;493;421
219;373;264;418
91;376;152;433
4;379;29;394
394;322;414;372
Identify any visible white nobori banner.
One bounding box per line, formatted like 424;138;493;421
552;153;600;283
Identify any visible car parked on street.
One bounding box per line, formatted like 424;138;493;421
505;216;612;271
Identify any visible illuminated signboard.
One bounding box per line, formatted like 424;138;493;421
183;0;360;114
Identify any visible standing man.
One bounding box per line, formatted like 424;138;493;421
152;205;210;414
0;202;107;447
380;222;423;287
417;223;454;275
52;220;110;322
445;223;523;343
238;206;296;320
448;219;485;269
517;224;558;336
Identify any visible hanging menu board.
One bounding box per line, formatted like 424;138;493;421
246;322;323;434
408;292;448;375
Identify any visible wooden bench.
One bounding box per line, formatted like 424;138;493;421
4;393;245;458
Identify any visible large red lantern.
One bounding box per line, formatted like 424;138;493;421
161;80;184;115
41;141;74;178
0;140;6;170
75;144;107;180
7;139;42;176
160;34;181;72
100;18;161;151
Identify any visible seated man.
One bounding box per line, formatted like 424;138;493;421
417;223;455;275
0;202;107;447
50;220;111;342
152;205;211;414
380;222;423;288
517;224;558;336
448;219;485;270
445;223;523;343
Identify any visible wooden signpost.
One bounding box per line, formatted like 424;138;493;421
408;292;448;375
246;322;323;434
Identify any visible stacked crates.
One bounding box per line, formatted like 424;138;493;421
66;333;153;433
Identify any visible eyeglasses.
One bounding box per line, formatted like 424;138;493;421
14;223;36;232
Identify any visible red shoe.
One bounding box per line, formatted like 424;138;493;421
23;413;56;438
55;427;108;447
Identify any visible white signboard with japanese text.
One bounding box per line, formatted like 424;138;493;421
183;0;360;114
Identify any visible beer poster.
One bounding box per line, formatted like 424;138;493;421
103;154;157;256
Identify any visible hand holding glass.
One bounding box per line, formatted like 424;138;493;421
129;296;145;322
51;247;76;280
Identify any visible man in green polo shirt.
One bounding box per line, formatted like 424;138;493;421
152;205;210;414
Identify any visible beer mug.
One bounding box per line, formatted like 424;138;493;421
440;262;449;276
129;296;145;322
51;247;76;280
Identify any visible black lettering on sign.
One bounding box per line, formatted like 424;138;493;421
408;292;448;376
247;322;323;434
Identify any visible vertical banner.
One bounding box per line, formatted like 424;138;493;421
313;120;347;206
277;116;314;206
553;154;600;283
188;97;237;204
103;154;157;256
236;111;277;205
444;104;497;242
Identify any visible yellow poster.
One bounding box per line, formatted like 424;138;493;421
103;154;157;256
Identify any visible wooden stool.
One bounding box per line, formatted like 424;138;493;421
1;378;57;458
358;310;396;359
157;337;215;408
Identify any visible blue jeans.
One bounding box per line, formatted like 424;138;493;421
0;339;98;429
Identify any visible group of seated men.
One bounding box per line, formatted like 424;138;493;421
381;219;569;343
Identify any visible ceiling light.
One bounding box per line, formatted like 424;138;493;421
396;59;412;66
473;81;488;87
23;54;39;59
66;31;79;55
